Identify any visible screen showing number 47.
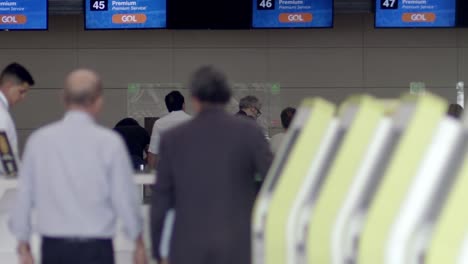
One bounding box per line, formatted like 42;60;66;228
380;0;398;9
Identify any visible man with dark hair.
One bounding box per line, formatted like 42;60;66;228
447;103;463;119
148;90;191;169
10;69;147;264
236;95;262;120
150;66;273;264
0;62;34;175
270;107;296;154
164;91;185;112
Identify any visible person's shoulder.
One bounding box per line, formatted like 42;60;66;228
94;124;122;143
27;120;62;145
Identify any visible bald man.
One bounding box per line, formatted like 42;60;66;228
9;69;147;264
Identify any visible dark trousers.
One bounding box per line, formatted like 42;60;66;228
41;237;114;264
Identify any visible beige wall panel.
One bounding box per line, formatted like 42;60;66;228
365;48;457;88
174;49;268;83
277;87;366;107
173;30;268;48
365;87;455;104
0;16;77;49
78;29;173;48
11;89;64;130
457;29;468;47
78;49;173;87
0;50;78;89
268;14;363;48
99;89;128;128
458;48;468;83
17;129;34;155
269;48;364;88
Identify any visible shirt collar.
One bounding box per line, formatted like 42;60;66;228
0;92;9;110
64;110;95;123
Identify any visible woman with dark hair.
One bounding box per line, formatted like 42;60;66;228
270;107;296;154
114;118;150;170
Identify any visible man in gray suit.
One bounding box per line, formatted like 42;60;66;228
151;66;273;264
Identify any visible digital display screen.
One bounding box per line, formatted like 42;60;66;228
0;0;47;30
85;0;166;29
375;0;456;28
252;0;333;28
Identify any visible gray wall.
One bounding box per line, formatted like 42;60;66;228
0;13;466;151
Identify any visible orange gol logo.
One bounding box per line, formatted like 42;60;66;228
402;13;436;23
279;13;313;23
0;15;27;24
112;14;147;24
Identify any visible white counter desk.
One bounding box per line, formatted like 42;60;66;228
0;173;156;264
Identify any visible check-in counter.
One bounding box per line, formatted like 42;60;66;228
0;173;156;264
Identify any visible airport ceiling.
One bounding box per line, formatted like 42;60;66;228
50;0;373;15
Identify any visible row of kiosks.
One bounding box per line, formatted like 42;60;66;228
253;93;468;264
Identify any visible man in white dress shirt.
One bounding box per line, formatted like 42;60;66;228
0;63;35;173
147;90;191;169
9;69;147;264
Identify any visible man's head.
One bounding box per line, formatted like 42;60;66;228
447;104;463;119
63;69;103;118
280;107;296;130
0;63;34;107
165;91;185;112
189;66;232;113
239;95;262;120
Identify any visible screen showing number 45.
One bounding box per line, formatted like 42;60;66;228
91;0;108;11
380;0;398;9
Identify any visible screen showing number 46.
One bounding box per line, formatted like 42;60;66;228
380;0;398;9
257;0;275;10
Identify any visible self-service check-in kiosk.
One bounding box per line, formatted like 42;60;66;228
305;96;388;264
252;98;335;264
358;94;448;264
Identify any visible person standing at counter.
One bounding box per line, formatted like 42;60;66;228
0;63;35;175
147;91;191;170
270;107;296;155
236;95;262;120
9;69;147;264
150;66;273;264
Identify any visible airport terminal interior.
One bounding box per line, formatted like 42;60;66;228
1;0;468;263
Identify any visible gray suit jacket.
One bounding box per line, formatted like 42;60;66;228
151;107;272;264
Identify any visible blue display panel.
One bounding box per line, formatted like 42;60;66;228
375;0;456;28
85;0;166;29
0;0;47;30
252;0;333;28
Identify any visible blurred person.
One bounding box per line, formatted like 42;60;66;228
270;107;296;154
447;103;463;119
150;66;273;264
9;69;147;264
0;63;34;174
147;91;191;169
114;118;150;170
236;95;262;120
